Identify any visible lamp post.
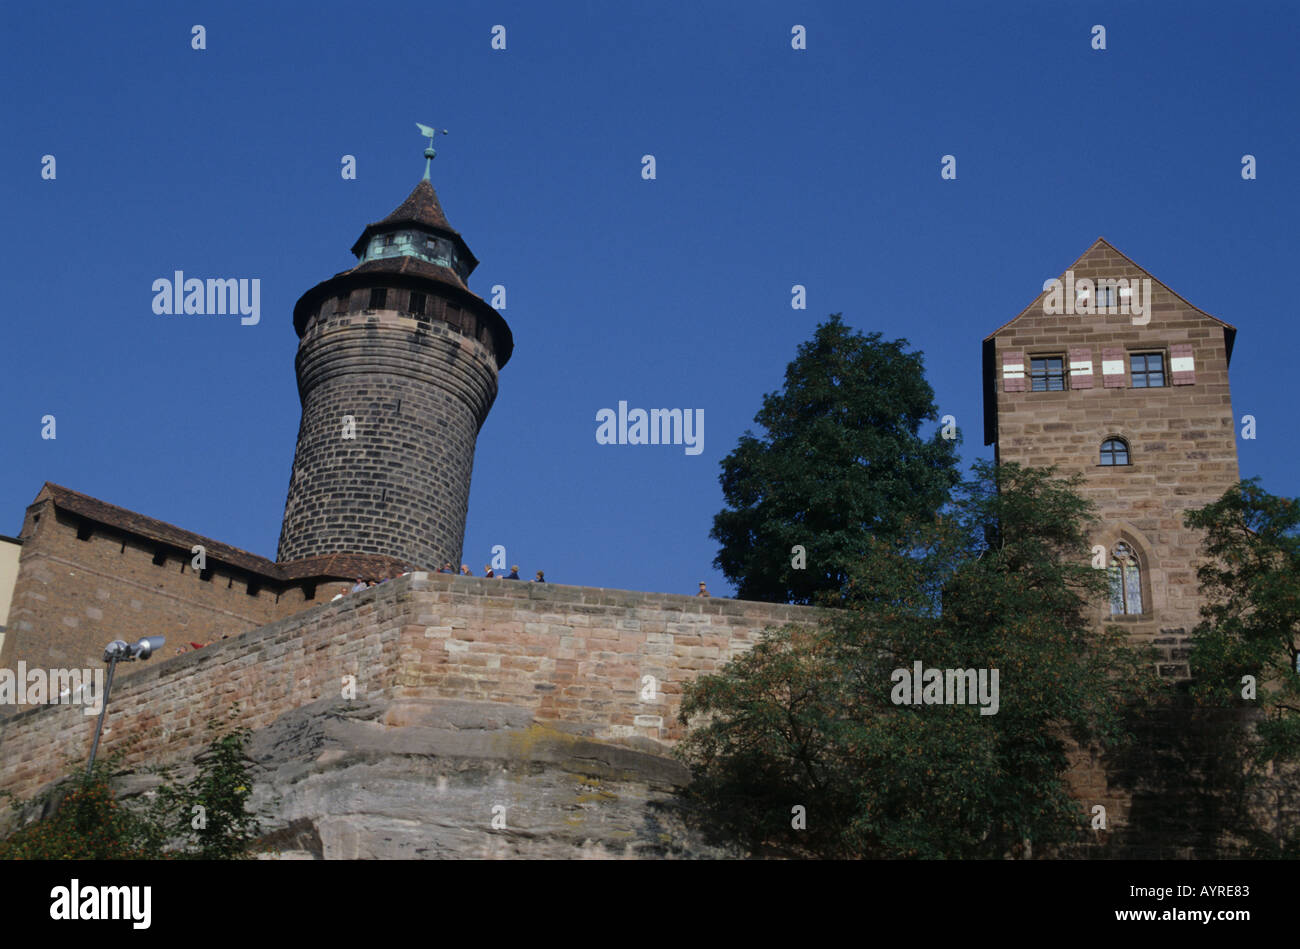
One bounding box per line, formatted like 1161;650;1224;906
85;636;165;778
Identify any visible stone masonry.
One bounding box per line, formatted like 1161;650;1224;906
0;573;819;806
276;179;513;571
984;237;1239;677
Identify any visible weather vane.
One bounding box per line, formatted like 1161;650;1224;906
416;122;449;180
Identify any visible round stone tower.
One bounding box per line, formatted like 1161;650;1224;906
276;174;513;570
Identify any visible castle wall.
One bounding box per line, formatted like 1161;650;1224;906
0;500;342;687
991;242;1239;676
0;572;1275;856
0;573;815;805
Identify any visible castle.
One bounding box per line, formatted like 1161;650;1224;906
0;168;512;685
0;168;1246;856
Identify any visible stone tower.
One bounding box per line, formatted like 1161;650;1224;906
983;238;1239;676
277;175;513;570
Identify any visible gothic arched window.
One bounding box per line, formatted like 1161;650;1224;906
1108;542;1143;615
1101;437;1130;466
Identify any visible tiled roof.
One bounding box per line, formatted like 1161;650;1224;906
341;256;470;293
377;178;457;234
33;484;411;583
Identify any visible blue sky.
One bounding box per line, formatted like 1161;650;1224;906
3;1;1296;597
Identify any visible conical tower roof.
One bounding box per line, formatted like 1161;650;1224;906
349;178;471;260
376;178;455;233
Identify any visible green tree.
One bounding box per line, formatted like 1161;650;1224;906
0;757;166;860
1183;479;1300;855
710;315;960;605
680;462;1161;858
0;706;262;860
157;709;262;859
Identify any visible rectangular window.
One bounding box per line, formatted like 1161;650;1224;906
407;291;426;316
1130;352;1165;388
369;288;387;310
1030;356;1066;391
382;235;396;247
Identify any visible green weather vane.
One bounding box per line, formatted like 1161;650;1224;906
416;122;449;180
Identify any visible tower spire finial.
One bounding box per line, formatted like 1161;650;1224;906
415;122;449;180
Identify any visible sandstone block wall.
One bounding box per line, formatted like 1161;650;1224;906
0;502;340;684
991;241;1239;673
0;574;816;804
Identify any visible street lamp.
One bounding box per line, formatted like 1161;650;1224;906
85;636;165;777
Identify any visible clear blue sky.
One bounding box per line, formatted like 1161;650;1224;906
3;1;1296;597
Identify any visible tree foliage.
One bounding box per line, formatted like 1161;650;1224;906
0;757;165;860
710;315;961;605
0;707;262;860
1183;479;1300;855
680;462;1161;858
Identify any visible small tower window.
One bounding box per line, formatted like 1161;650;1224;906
382;235;396;247
1100;437;1130;466
369;288;387;310
1108;543;1144;615
1131;352;1165;388
408;292;426;316
1030;356;1066;391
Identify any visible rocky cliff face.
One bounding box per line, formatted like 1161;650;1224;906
102;695;737;860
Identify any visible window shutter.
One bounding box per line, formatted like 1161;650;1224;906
1102;347;1126;388
1001;351;1025;392
1170;343;1195;385
1069;347;1094;389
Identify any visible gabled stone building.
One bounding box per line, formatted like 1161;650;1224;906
983;238;1240;676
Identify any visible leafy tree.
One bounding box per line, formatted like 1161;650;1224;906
155;708;262;859
0;706;262;859
0;756;165;860
680;462;1161;857
710;315;960;605
1183;479;1300;855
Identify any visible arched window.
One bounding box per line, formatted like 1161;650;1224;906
1100;437;1129;466
1108;542;1143;615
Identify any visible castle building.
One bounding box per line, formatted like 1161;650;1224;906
983;238;1239;676
0;169;507;695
